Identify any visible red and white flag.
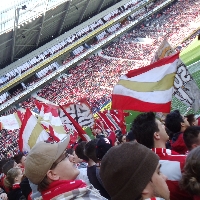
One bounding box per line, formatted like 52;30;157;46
95;110;128;134
18;108;49;152
35;101;67;140
150;39;200;112
112;53;180;113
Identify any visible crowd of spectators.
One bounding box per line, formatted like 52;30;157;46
0;129;19;159
102;0;200;66
1;111;200;199
0;0;199;159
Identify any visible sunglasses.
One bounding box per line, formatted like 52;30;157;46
50;150;69;169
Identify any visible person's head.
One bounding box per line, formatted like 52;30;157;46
92;128;102;137
72;149;83;164
118;135;126;144
4;168;23;189
25;137;79;192
84;139;99;163
180;146;200;195
126;131;135;142
183;126;200;151
96;138;112;161
100;142;169;200
165;110;190;133
132;112;168;148
185;114;198;126
75;141;89;162
13;151;26;167
2;159;18;175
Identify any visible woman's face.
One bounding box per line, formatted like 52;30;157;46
193;119;198;126
122;135;126;143
20;156;26;167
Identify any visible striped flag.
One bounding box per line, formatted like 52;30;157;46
112;53;180;113
151;39;200;112
95;110;128;134
18;108;49;152
35;101;67;140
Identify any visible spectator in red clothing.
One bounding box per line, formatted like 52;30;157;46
180;146;200;200
132;112;193;200
165;110;190;154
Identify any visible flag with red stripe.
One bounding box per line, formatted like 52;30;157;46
112;53;180;113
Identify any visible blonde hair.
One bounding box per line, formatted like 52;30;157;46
4;168;20;189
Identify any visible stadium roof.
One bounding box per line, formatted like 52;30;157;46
0;0;120;69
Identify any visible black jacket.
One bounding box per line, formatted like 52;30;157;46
8;188;26;200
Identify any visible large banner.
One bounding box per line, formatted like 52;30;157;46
173;61;200;112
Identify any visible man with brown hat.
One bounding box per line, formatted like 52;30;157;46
100;142;170;200
25;137;106;200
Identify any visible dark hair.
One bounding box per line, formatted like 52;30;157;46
118;135;124;143
165;110;184;133
126;131;135;142
13;152;25;164
2;159;15;175
180;146;200;195
66;148;74;155
37;176;50;192
185;114;195;126
183;126;200;151
131;112;159;149
0;158;9;174
75;141;89;162
84;139;99;163
115;130;122;138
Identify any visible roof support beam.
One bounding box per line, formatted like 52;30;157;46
113;0;118;5
21;29;39;32
96;0;106;14
78;0;91;24
57;1;71;36
16;45;35;47
35;0;49;47
11;8;20;62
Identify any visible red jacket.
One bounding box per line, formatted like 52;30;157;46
171;133;188;155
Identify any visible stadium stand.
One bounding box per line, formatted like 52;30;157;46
0;0;199;160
